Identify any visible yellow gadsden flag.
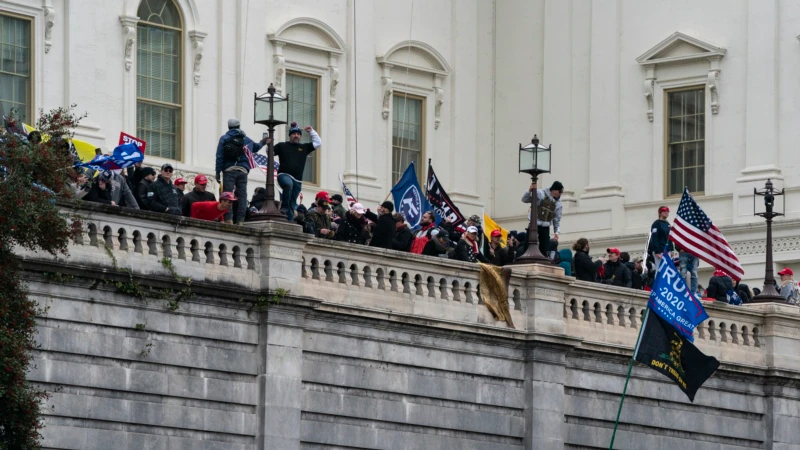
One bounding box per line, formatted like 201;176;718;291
483;213;509;245
23;123;96;162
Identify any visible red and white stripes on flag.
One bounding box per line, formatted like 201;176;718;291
669;189;745;281
244;145;257;170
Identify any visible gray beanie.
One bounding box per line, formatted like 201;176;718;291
228;118;240;129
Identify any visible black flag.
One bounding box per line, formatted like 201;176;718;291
426;161;465;227
634;310;720;402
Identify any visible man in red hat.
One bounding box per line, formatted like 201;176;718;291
648;205;674;269
487;229;515;266
600;248;632;288
778;268;798;303
182;174;217;216
191;191;236;222
174;177;187;202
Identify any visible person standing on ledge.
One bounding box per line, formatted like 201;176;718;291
648;205;674;269
521;180;563;256
274;121;322;221
215;118;267;225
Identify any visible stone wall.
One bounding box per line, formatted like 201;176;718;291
19;205;800;449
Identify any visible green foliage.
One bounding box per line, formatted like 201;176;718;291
1;107;83;449
43;272;75;284
134;323;146;331
139;343;153;358
242;288;290;316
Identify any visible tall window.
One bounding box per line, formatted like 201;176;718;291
666;87;705;196
0;13;32;122
285;72;319;184
392;94;424;185
137;0;182;159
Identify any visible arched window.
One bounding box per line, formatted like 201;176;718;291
137;0;182;159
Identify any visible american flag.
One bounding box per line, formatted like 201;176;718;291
669;188;745;281
339;173;357;206
248;148;279;181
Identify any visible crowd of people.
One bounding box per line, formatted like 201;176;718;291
53;116;800;304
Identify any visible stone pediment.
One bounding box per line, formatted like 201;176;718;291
636;32;726;66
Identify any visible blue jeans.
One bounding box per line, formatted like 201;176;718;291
277;173;302;221
222;170;248;223
679;252;699;293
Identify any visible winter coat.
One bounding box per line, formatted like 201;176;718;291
522;189;563;234
332;203;347;222
215;129;263;177
573;250;602;282
365;211;396;250
182;189;217;217
601;260;632;288
110;172;139;209
410;223;436;254
627;262;644;290
392;225;413;252
304;209;335;239
83;182;113;205
334;211;369;244
135;179;153;210
126;166;144;192
488;244;515;266
779;279;799;303
558;249;573;276
706;275;734;303
147;176;182;215
454;237;490;264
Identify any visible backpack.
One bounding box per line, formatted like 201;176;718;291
223;132;245;162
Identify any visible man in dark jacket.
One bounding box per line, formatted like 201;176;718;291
135;167;157;210
84;171;115;205
215;118;267;224
274;121;322;221
182;174;216;216
147;163;182;216
109;170;139;209
392;213;413;252
454;226;491;263
601;247;632;288
571;238;602;282
422;228;450;257
648;206;674;269
364;201;396;249
487;230;514;266
303;200;335;239
707;269;737;304
334;203;369;244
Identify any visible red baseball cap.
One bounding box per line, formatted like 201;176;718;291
174;177;187;185
606;247;621;255
491;230;502;237
315;191;331;203
658;206;670;213
194;174;208;185
778;268;794;276
220;192;237;202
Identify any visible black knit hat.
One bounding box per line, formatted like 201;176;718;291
381;201;394;212
141;167;157;177
550;181;564;192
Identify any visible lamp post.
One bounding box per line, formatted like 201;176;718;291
752;179;786;303
250;83;289;222
512;134;552;265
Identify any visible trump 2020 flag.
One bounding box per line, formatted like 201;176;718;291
634;310;719;402
426;161;465;227
649;245;709;342
391;162;437;229
77;142;143;171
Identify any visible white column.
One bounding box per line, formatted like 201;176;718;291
738;0;781;182
542;0;573;203
581;0;624;200
448;0;480;205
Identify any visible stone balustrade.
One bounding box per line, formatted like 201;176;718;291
19;203;800;362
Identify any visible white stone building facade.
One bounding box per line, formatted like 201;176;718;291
1;0;798;285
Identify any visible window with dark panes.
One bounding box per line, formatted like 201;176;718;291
286;72;319;184
666;88;705;196
392;93;424;186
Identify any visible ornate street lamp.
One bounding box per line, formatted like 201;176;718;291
250;83;289;222
752;179;786;303
512;134;552;265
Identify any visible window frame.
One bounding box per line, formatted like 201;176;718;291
663;85;706;198
391;91;426;187
135;0;185;161
0;10;34;124
285;70;321;186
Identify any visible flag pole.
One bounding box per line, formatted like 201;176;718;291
608;308;650;449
